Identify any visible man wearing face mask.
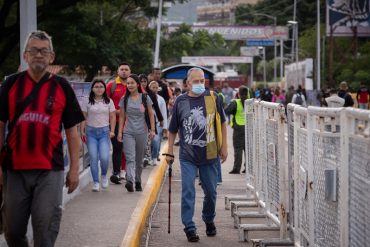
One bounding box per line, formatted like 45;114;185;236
165;68;228;242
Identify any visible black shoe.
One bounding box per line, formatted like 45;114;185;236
125;182;134;192
185;230;200;242
205;222;217;236
242;169;246;173
110;174;122;184
143;159;149;167
229;170;239;174
135;182;142;191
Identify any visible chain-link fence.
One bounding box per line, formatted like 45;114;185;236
242;103;370;246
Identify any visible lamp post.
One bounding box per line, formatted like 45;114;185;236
154;0;163;67
251;13;277;82
20;0;37;71
288;20;299;87
259;46;266;88
316;0;321;90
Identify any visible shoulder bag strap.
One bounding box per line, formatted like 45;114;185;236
5;72;51;143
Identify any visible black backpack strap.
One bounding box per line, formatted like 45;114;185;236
5;72;51;143
111;81;117;96
142;93;155;133
142;93;147;108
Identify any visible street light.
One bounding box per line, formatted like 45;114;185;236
251;13;277;82
258;46;266;88
154;0;164;67
288;20;299;87
287;20;298;66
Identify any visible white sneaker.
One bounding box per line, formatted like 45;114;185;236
151;159;157;166
92;182;100;192
101;176;109;189
120;171;126;180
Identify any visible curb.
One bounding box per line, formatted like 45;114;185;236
120;143;169;247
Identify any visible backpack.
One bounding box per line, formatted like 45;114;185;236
123;93;156;133
294;93;303;105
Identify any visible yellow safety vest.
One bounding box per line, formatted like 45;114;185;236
231;99;245;127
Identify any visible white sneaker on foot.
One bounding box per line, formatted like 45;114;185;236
101;176;109;189
120;171;126;180
151;159;157;166
92;182;100;192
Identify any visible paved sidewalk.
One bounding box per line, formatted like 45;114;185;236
55;166;156;247
144;129;280;247
0;126;280;247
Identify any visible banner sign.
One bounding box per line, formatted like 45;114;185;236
182;56;253;65
240;46;260;56
246;39;275;46
326;0;370;37
168;25;289;40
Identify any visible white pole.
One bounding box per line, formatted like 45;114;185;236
273;17;277;82
316;0;321;90
296;24;299;87
251;58;254;87
20;0;37;71
280;38;284;79
263;47;266;88
154;0;163;67
274;39;277;82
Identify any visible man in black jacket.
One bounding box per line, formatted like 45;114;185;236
338;81;354;107
152;68;170;104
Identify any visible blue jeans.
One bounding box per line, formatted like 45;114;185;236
151;125;163;160
216;159;222;183
86;126;110;183
180;159;218;233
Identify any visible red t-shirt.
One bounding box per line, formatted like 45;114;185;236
0;71;85;170
357;86;369;104
106;78;126;109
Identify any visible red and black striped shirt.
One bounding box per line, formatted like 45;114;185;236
0;71;85;170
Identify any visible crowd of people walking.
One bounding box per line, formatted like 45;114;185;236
0;29;369;246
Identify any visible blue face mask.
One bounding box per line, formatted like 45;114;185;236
191;84;205;95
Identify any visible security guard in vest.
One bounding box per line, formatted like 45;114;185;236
225;86;251;174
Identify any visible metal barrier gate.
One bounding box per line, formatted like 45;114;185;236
240;102;370;247
244;99;288;239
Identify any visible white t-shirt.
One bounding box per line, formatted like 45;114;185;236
82;98;116;128
325;95;345;108
156;94;168;129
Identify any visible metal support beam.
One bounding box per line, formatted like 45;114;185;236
20;0;37;71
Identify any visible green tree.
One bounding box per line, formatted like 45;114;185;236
0;0;84;78
0;0;183;80
160;24;226;67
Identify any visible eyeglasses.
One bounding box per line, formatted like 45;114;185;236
26;48;52;56
93;86;105;89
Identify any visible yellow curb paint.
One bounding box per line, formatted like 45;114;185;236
120;143;169;247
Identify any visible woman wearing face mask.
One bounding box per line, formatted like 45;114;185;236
117;74;155;192
80;79;116;192
139;74;164;167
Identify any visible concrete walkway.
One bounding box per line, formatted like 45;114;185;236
0;126;279;246
144;128;280;247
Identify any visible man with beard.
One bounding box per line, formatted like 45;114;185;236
0;30;84;247
106;63;131;184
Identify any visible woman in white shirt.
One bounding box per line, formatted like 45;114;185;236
81;79;116;192
149;81;168;166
